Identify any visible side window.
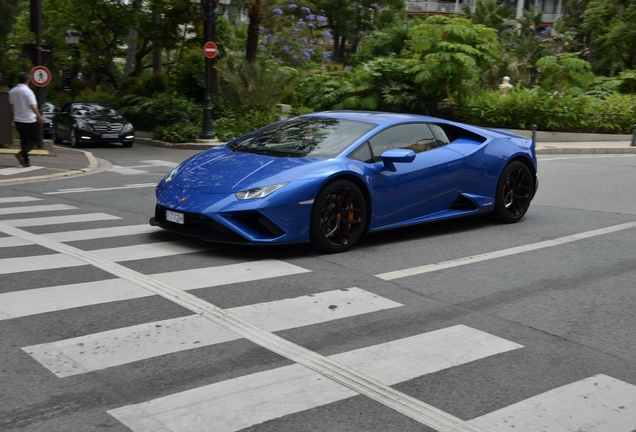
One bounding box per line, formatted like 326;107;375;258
368;124;437;162
428;124;451;146
348;142;374;164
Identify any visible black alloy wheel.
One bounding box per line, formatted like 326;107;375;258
310;180;367;253
493;160;534;223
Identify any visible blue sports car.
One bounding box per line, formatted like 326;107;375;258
150;111;538;253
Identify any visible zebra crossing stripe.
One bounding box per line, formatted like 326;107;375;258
0;222;488;431
0;213;120;227
0;224;159;248
0;260;310;320
0;196;41;204
109;325;521;432
468;374;636;432
0;204;77;215
23;288;402;377
0;240;215;274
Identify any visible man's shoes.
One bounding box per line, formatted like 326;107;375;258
15;153;30;167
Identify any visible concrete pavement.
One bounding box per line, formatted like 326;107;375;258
1;131;635;185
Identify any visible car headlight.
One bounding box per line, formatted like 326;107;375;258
124;122;134;131
75;120;90;130
164;162;186;185
235;183;288;200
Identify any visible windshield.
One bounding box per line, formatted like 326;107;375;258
71;104;118;117
228;117;376;158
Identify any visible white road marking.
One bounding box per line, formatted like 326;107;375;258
0;240;215;274
138;160;178;168
0;222;488;432
0;260;310;320
44;183;157;195
0;224;159;248
0;196;41;204
0;166;45;176
376;221;636;280
109;165;148;175
0;213;120;227
0;204;77;215
539;154;636;161
24;288;402;377
109;325;521;432
469;374;636;432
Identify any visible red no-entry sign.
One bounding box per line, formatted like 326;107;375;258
203;41;218;59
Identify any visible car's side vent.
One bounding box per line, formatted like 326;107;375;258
450;194;479;211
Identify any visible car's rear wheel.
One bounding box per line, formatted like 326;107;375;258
310;180;367;253
493;160;534;223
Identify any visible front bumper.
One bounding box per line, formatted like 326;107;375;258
75;128;134;143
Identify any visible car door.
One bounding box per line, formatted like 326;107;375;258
365;123;465;227
55;104;73;139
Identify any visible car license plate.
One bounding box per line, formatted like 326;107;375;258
102;133;118;139
165;210;184;224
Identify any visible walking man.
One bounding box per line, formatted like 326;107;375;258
8;71;45;167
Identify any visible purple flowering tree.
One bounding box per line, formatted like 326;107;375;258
260;4;331;67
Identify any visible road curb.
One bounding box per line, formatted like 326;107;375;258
536;147;636;154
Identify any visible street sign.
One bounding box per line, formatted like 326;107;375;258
30;65;51;87
203;41;218;59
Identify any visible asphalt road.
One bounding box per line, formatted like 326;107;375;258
1;144;635;432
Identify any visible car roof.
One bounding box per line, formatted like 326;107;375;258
303;110;449;125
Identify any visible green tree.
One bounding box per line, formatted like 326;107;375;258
536;53;594;92
582;0;636;74
461;0;514;33
408;15;499;107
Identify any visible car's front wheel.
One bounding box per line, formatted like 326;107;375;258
310;180;367;253
493;160;534;223
52;127;63;144
70;128;80;148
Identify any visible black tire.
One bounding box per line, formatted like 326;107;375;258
70;128;80;148
122;141;134;148
52;127;62;144
310;180;367;253
493;160;534;223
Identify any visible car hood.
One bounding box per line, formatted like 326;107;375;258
76;114;125;123
172;148;324;193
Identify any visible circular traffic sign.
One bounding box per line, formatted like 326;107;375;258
203;41;218;59
30;66;51;87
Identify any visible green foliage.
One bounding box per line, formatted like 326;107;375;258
217;57;302;112
536;53;594;92
214;108;277;142
290;57;432;113
349;19;419;66
459;88;636;133
153;122;200;143
582;0;636;73
118;91;201;138
409;15;499;106
74;88;118;105
461;0;514;32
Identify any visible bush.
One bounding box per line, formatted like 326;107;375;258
214;109;277;142
457;87;636;133
153;122;200;143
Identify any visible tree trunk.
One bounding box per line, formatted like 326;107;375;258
245;0;262;63
124;27;137;76
152;12;162;74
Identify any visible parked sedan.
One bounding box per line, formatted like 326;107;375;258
53;102;135;147
151;111;538;253
41;102;57;139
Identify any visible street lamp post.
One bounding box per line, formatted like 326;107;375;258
65;29;80;103
190;0;230;140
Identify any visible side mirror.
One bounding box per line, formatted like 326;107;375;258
380;148;416;172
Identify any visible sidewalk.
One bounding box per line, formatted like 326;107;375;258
1;131;635;185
